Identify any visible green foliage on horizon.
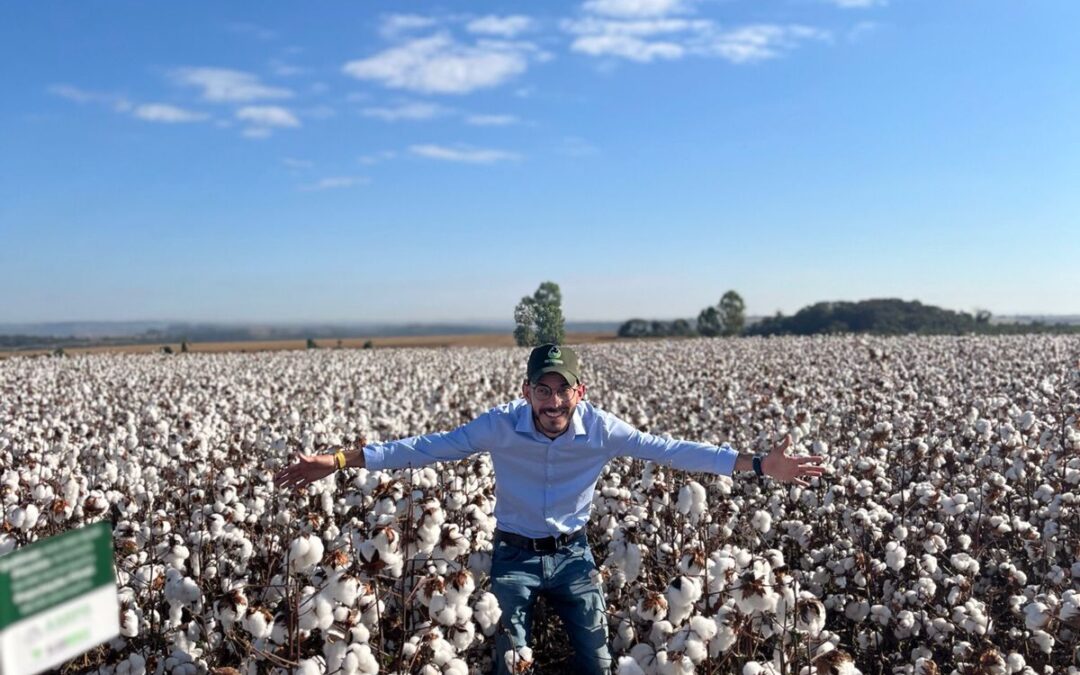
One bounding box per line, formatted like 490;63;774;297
747;298;1080;336
514;281;566;346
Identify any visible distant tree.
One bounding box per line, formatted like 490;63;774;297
180;340;189;353
719;290;746;336
306;338;318;349
670;318;694;337
513;297;537;347
514;281;566;346
697;306;721;337
161;345;174;354
52;347;66;357
975;309;992;325
617;319;651;338
336;339;343;349
362;340;374;349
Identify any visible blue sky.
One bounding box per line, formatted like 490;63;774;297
1;0;1078;323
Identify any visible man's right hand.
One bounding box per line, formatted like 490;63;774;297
274;453;337;490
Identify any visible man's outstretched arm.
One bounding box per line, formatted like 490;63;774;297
274;411;498;490
732;435;826;486
602;410;825;485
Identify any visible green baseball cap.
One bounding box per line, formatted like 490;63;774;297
527;344;581;386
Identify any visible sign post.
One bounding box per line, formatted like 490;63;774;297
0;521;119;675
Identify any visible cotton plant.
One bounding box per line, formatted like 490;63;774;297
1;336;1079;671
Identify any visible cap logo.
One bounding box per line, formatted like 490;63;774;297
545;346;563;364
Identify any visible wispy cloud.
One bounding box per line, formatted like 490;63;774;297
237;106;300;127
583;0;692;19
706;25;830;63
361;101;452;121
380;13;439;39
48;84;131;112
466;15;535;38
172;67;293;102
282;158;313;169
236;106;300;137
132;103;208;123
410;143;521;163
343;34;536;95
466;114;519;126
564;13;829;64
826;0;887;8
300;176;369;191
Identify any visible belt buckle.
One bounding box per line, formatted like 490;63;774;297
533;537;557;554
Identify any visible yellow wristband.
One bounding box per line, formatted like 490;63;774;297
334;450;347;470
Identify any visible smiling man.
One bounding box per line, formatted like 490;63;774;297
275;343;825;674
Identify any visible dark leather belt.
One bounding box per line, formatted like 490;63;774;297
495;528;585;553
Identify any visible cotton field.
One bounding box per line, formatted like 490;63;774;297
2;336;1079;675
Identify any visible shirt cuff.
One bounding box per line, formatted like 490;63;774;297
714;443;738;476
362;445;384;471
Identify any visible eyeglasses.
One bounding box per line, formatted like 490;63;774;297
530;384;579;401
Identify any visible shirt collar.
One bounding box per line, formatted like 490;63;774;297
516;400;587;438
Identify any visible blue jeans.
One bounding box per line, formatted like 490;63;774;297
491;531;612;675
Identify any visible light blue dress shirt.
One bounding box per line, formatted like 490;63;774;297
362;398;738;538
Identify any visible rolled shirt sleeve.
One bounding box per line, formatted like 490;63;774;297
600;410;738;476
363;409;497;471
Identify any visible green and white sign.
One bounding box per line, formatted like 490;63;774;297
0;521;119;675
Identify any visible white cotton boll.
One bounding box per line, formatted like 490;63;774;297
844;600;870;623
618;656;646;675
473;592;502;637
665;576;702;625
1032;629;1054;654
884;542;907;571
650;620;674;647
242;608;274;639
951;552;981;575
1006;653;1025;673
630;642;658;675
295;657;324;675
504;645;533;674
1023;602;1051;631
638;591;669;622
120;608;140;637
751;510;772;534
676;481;707;523
657;652;695;675
796;594;826;636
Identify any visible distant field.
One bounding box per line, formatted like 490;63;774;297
0;331;617;358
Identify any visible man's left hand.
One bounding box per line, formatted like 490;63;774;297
760;435;826;487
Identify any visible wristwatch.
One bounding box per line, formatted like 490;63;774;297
752;454;765;478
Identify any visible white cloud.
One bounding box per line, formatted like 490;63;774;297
466;15;535;37
827;0;886;7
343;34;532;95
361;101;451;121
380;13;439;38
573;34;684;61
466;114;519;126
172;67;292;102
300;176;369;191
564;16;829;64
582;0;689;18
132;103;208;123
706;25;830;63
282;158;313;169
236;105;300;127
48;84;131;112
410;144;521;163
